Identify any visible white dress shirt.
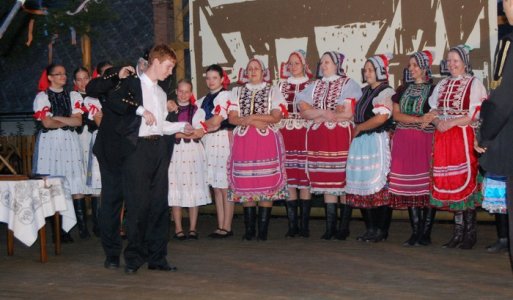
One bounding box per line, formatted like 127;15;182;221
136;73;186;136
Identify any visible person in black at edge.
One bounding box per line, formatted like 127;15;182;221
478;0;513;272
87;44;193;274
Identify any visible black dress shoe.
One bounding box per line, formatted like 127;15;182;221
148;264;177;272
124;265;139;274
104;256;120;269
173;231;187;241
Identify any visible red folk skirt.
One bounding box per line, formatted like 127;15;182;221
280;126;309;188
228;126;287;202
389;128;433;209
430;125;480;211
305;122;351;195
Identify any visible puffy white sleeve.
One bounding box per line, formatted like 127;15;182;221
270;85;287;114
70;91;84;115
228;87;242;115
212;91;233;120
372;87;395;118
33;91;53;120
337;78;362;106
468;77;488;120
428;81;442;110
296;81;316;107
192;107;206;129
83;97;102;120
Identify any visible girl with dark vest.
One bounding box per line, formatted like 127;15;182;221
33;64;86;242
389;51;437;246
346;54;395;243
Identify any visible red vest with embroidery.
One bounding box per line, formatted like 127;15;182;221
311;77;349;111
436;76;474;117
279;81;309;113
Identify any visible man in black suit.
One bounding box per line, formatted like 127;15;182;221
87;45;193;274
479;0;513;272
87;65;134;270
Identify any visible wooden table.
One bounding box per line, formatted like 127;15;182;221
0;176;76;262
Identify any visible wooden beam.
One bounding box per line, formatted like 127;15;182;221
169;41;189;51
173;0;185;80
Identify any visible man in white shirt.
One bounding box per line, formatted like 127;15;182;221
102;45;193;274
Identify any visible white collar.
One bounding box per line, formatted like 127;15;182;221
321;75;340;82
210;87;223;94
287;76;309;84
140;73;157;87
245;82;267;91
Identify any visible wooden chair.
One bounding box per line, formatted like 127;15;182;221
0;142;20;175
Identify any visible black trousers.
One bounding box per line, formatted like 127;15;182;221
122;138;171;268
98;164;124;257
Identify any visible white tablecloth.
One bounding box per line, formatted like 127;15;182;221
0;176;77;246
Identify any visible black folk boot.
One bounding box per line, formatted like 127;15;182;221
91;196;101;237
460;209;477;249
403;207;421;246
487;214;509;253
418;207;436;246
442;211;465;248
257;206;272;241
357;208;374;241
73;198;91;239
285;200;299;237
336;204;352;240
367;206;392;243
242;206;257;241
375;206;393;242
321;203;338;240
299;199;312;238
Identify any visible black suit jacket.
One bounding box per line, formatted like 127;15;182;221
479;32;513;176
87;68;143;171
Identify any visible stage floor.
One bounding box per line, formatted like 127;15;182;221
1;214;512;299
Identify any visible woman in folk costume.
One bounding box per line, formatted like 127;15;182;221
429;45;487;249
297;51;362;240
168;80;212;240
345;54;395;243
195;64;236;239
32;64;86;243
227;58;288;241
479;172;508;252
72;66;101;239
82;87;103;238
389;51;438;246
277;50;314;237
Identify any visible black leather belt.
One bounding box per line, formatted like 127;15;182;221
139;135;161;140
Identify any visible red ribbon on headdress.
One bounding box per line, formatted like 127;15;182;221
92;69;99;79
377;54;391;80
33;106;51;120
38;70;50;92
279;103;289;118
74;101;88;113
423;51;433;66
222;70;230;90
190;94;197;106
